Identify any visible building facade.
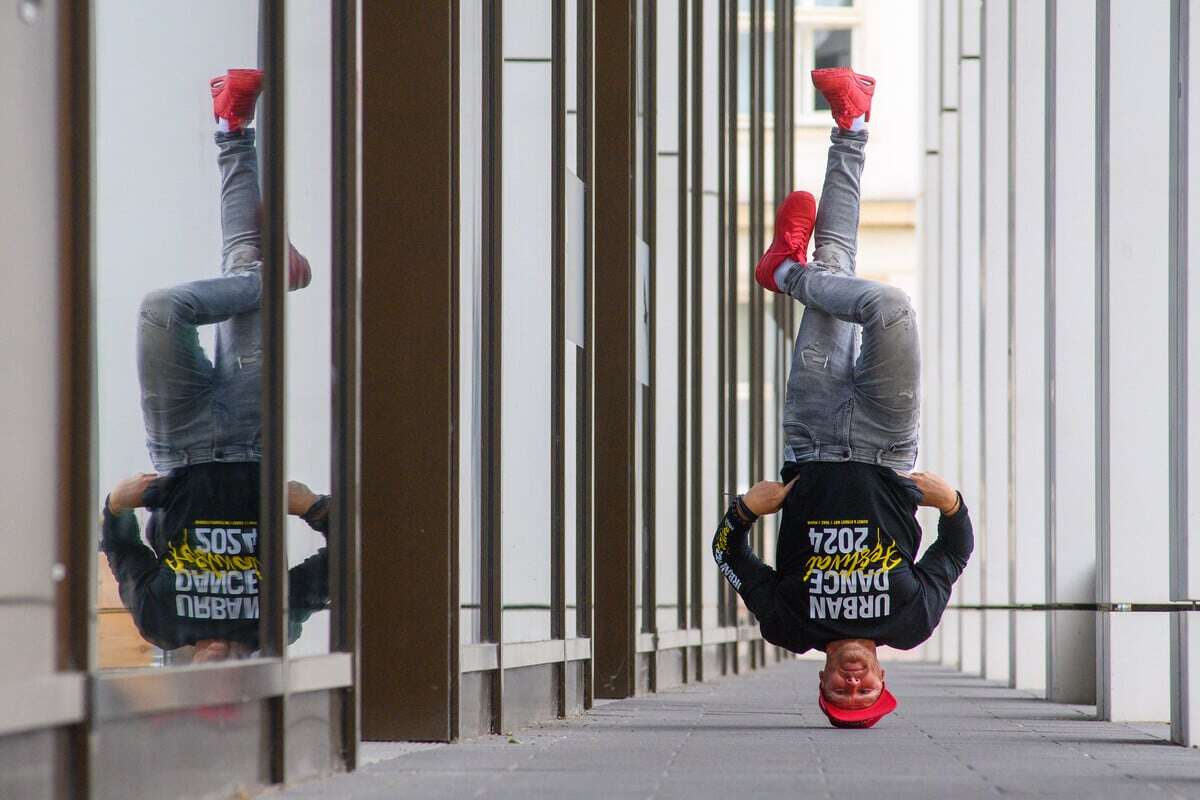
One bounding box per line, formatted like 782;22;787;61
0;2;926;798
920;0;1200;739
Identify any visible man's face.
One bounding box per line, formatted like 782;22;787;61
819;642;886;709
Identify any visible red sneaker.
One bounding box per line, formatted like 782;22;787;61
210;68;264;132
755;190;816;293
811;67;876;130
288;242;312;291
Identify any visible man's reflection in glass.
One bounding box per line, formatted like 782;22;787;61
100;69;328;663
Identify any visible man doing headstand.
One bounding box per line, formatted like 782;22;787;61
101;69;330;662
712;68;974;728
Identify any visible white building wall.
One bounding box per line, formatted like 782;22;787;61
1008;0;1048;695
958;49;984;677
1099;0;1173;723
1047;0;1098;706
924;0;1197;727
980;0;1011;686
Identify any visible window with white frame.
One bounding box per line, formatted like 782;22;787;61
737;0;860;124
795;0;860;124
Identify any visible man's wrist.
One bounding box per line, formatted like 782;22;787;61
732;496;758;524
105;493;130;515
940;492;962;517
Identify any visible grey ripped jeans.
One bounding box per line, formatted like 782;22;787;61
137;130;264;472
778;128;921;471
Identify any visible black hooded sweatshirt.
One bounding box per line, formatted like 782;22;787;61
100;462;329;651
713;461;974;653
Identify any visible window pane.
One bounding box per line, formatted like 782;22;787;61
95;0;266;669
500;0;554;643
285;0;333;659
813;29;852;111
459;0;484;645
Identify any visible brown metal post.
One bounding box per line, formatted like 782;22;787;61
59;2;94;796
360;0;459;741
258;0;289;780
330;0;362;768
578;0;597;709
592;0;638;700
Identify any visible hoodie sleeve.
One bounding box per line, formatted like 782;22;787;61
99;500;182;650
913;495;974;611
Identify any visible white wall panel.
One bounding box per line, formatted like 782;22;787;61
701;194;720;628
1172;0;1198;746
654;156;681;630
960;0;982;58
566;0;578;112
919;149;942;487
500;62;554;642
940;0;960;109
1099;0;1172;721
1105;614;1171;722
938;112;961;494
1047;0;1098;704
923;0;941;151
703;0;719;192
656;0;681;154
1173;613;1200;745
503;0;552;59
941;608;961;668
458;0;485;642
958;58;983;676
937;106;960;673
1187;0;1200;601
981;0;1011;685
700;0;721;630
1010;0;1047;693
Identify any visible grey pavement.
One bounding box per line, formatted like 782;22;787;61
274;660;1200;799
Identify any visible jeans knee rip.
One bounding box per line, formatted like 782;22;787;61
800;347;830;371
882;304;914;330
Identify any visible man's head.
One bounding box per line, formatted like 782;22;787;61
191;639;254;663
818;639;897;728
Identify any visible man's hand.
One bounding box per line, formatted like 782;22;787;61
907;471;961;515
107;472;158;514
288;481;320;517
741;479;798;517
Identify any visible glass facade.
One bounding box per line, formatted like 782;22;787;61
4;1;825;796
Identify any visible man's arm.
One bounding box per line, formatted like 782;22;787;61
100;503;189;650
286;483;332;641
100;502;162;611
106;472;159;514
711;480;794;621
913;492;974;601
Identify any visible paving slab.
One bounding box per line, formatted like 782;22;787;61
272;660;1200;799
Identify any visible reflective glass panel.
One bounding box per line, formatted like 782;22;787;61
459;0;485;644
501;0;554;642
653;0;683;633
284;0;333;658
95;0;266;668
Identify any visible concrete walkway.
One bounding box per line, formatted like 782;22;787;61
276;660;1200;799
